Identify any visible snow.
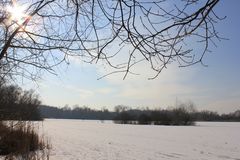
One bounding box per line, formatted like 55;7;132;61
40;119;240;160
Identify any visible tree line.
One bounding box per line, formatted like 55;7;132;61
1;81;239;124
39;105;116;120
0;78;239;124
40;105;240;125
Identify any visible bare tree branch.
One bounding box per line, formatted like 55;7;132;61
0;0;223;80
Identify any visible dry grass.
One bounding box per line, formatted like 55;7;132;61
0;121;50;160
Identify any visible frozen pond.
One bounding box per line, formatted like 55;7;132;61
42;119;240;160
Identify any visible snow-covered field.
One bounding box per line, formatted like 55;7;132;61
41;119;240;160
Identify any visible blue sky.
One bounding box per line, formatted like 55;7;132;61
22;1;240;113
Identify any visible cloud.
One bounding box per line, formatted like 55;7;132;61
57;83;95;100
91;61;200;108
96;88;113;94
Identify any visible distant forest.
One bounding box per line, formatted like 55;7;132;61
40;105;116;120
1;80;240;125
40;105;240;125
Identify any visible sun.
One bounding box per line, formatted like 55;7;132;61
7;3;28;23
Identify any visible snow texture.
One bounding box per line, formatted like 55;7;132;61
40;120;240;160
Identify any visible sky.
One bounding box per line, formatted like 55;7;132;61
20;1;240;113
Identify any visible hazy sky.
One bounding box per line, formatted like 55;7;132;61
22;1;240;113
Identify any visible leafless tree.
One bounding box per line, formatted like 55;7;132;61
0;0;223;80
0;82;41;120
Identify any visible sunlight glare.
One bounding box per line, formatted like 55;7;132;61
7;3;27;23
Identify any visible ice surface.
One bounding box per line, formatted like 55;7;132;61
40;120;240;160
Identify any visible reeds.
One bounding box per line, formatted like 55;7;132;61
0;121;50;160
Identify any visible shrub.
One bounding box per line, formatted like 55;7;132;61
151;110;172;125
171;108;195;125
137;113;151;125
113;111;136;124
113;107;195;126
